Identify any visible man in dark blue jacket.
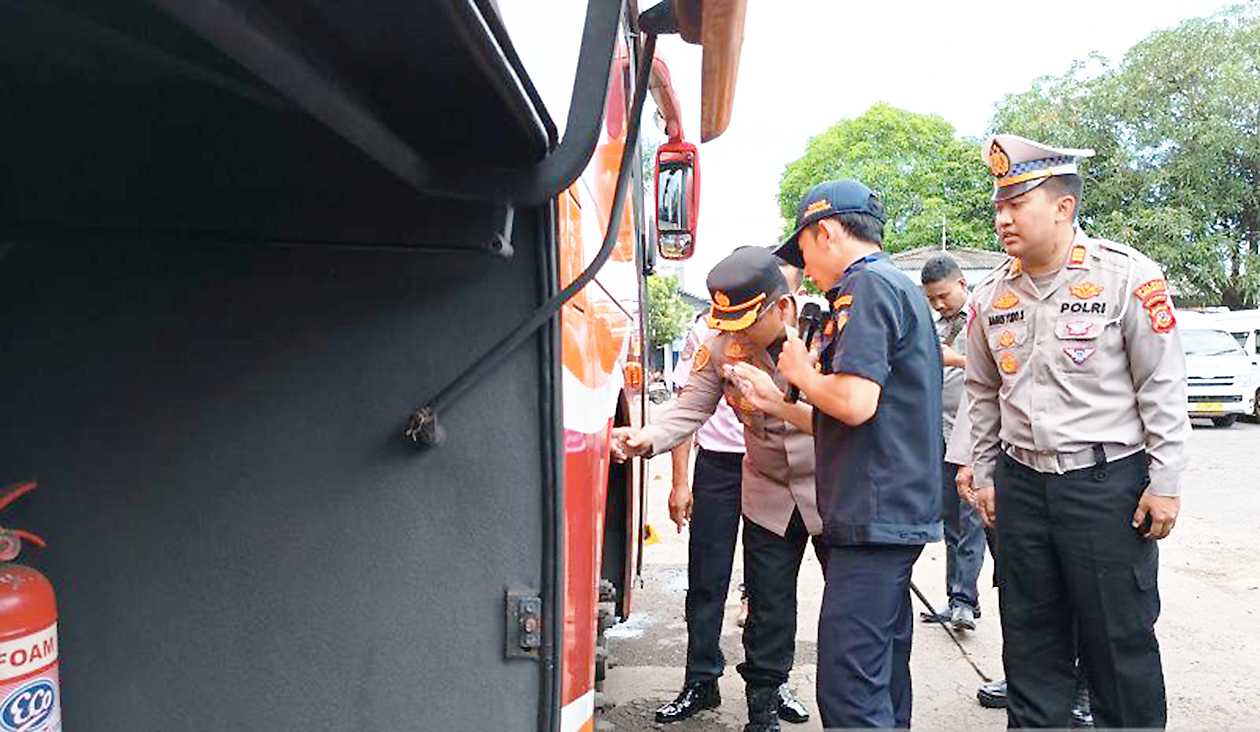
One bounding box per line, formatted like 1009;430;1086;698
738;180;942;728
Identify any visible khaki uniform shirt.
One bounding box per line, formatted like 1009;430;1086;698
938;304;969;443
641;331;820;537
966;230;1189;497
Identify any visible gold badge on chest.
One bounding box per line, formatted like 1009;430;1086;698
998;330;1017;349
1070;281;1103;299
725;339;750;361
993;291;1020;310
999;352;1019;375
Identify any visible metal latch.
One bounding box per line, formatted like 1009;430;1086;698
505;589;543;660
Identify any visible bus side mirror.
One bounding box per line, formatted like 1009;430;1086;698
655;139;699;260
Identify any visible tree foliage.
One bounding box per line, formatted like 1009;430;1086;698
646;274;693;347
991;3;1260;308
778;103;993;254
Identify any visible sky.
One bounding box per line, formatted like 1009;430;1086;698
498;0;1233;295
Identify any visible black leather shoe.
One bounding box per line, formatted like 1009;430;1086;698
743;685;781;732
655;681;721;724
977;679;1007;709
776;684;809;724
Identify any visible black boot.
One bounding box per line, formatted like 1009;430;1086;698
654;680;720;724
744;685;781;732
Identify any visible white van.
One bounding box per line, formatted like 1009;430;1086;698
1181;326;1258;427
1203;309;1260;421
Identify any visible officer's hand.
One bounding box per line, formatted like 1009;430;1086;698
668;483;693;533
610;427;651;463
955;466;976;506
726;362;784;415
1133;490;1179;540
975;484;997;528
776;334;814;387
941;343;966;369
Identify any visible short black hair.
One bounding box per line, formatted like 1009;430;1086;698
920;255;963;285
1040;174;1084;218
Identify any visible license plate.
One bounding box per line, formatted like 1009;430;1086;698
1192;402;1225;413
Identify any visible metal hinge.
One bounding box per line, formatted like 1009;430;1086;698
505;588;543;660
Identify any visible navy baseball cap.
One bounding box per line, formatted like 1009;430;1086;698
774;180;886;268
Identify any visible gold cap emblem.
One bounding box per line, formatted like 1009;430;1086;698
713;290;730;307
988;141;1011;178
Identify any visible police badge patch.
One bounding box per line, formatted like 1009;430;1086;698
692;345;711;372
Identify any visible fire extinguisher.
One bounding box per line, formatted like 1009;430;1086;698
0;482;60;732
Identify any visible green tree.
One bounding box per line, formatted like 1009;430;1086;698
778;103;994;255
646;274;693;348
991;4;1260;308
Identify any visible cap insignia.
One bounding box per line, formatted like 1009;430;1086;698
713;290;730;307
988;141;1011;178
804;199;832;217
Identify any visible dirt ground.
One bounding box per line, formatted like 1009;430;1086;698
601;414;1260;730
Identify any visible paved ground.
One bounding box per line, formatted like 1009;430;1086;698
602;415;1260;730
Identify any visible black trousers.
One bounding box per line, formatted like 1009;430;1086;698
735;509;826;689
683;448;744;684
942;462;987;612
817;543;924;728
996;451;1165;729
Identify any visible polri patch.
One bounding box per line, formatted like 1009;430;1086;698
1134;278;1168;305
692;344;711;372
1149;302;1176;333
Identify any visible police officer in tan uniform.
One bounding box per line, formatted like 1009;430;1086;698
965;134;1189;728
612;246;821;732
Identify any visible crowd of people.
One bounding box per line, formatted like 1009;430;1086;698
611;134;1188;730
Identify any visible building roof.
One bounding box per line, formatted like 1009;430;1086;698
891;246;1009;271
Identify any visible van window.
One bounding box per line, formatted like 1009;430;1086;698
1229;331;1247;349
1182;329;1246;356
1254;329;1260;355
